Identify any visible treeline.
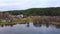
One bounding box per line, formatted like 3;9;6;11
2;7;60;16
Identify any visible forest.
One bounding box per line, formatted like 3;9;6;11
2;7;60;16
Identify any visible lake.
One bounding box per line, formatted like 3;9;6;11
0;22;60;34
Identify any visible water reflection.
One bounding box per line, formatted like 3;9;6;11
55;25;60;29
0;16;60;34
0;22;60;34
33;22;42;27
0;24;16;27
27;23;29;27
33;22;60;29
0;22;60;29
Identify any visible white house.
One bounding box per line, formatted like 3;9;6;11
16;14;24;18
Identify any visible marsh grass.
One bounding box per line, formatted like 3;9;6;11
0;16;60;25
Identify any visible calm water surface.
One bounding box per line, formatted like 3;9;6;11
0;22;60;34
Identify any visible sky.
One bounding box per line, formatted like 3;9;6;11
0;0;60;11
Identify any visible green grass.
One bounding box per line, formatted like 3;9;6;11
0;17;32;25
1;17;60;25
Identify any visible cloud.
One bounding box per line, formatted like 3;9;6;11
0;0;60;11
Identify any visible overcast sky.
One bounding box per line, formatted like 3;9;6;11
0;0;60;11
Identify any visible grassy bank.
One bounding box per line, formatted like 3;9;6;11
0;16;60;25
0;17;32;25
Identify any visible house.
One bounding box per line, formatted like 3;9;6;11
16;14;24;19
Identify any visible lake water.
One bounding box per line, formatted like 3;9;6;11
0;22;60;34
